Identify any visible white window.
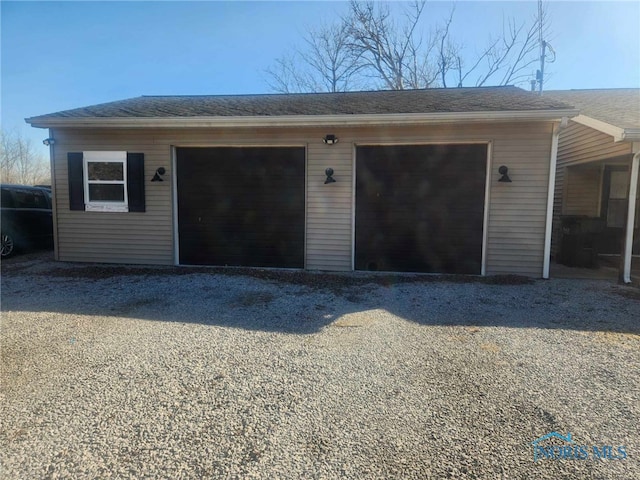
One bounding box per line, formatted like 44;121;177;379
83;151;128;212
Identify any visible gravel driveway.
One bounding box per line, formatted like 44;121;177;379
1;253;639;479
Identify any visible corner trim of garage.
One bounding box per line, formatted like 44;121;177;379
351;142;357;271
543;121;562;279
171;145;180;265
481;141;493;276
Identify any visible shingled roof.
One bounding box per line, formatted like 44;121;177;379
26;86;576;128
545;89;640;131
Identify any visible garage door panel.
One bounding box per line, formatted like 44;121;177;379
177;147;305;268
356;209;485;222
356;144;487;274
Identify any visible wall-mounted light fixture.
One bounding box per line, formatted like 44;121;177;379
151;167;166;182
323;134;338;145
42;138;55;146
324;168;336;184
498;165;512;182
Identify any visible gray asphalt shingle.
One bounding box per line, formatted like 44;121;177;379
27;86;573;121
545;88;640;130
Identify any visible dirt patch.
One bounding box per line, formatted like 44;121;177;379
231;292;275;307
1;250;55;274
610;285;640;301
332;314;378;328
110;297;163;315
591;331;640;349
23;261;536;292
479;342;502;353
4;251;536;290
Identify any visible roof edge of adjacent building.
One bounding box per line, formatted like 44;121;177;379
572;114;640;142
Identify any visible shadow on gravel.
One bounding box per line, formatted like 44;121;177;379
2;253;639;335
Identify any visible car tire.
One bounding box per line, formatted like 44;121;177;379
1;232;16;258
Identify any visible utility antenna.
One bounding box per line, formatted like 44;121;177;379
535;0;555;95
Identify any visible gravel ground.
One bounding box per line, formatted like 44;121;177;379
1;252;639;479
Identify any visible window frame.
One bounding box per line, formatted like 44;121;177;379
601;165;640;228
83;151;129;212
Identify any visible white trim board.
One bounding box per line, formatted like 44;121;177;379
543;123;561;279
351;143;357;272
623;151;640;283
481;141;493;276
27;109;578;129
171;145;179;266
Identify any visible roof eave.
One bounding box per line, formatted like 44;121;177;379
571;114;640;142
621;129;640;142
26;109;579;129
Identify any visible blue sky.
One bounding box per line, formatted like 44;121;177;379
2;1;639;156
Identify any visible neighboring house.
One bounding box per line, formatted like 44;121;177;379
545;89;640;282
26;86;577;277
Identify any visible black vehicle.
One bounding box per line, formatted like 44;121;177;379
1;184;54;258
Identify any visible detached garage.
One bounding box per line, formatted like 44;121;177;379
26;87;577;277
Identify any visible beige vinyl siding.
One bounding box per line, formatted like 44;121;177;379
551;121;632;257
551;165;566;258
52;121;554;276
306;139;353;270
483;125;552;276
51;129;173;264
556;122;631;166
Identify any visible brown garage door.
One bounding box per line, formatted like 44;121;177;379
177;147;305;268
355;144;487;274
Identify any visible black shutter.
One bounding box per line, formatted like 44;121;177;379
126;153;145;212
68;152;85;211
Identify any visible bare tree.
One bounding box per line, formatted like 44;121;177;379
266;54;319;94
301;22;364;92
266;21;362;93
448;6;549;88
0;130;50;186
265;1;550;92
434;8;458;88
345;1;429;90
405;28;439;89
